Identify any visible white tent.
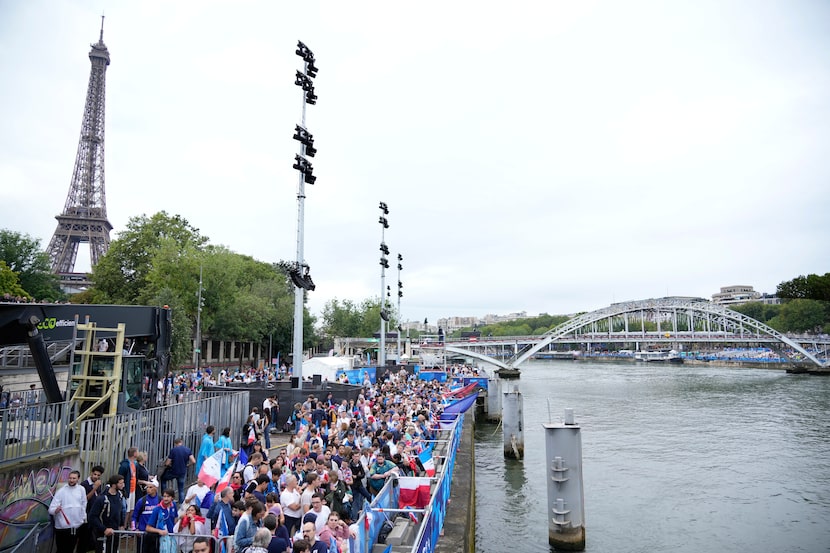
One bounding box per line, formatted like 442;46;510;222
302;356;354;381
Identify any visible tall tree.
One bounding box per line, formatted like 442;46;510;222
0;229;62;300
92;212;208;304
777;273;830;301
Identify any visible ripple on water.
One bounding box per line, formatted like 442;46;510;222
474;361;830;553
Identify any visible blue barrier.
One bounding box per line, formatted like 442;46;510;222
351;413;465;553
418;371;448;382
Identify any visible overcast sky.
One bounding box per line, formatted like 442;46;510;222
1;0;827;324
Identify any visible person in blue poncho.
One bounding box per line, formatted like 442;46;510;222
195;425;217;475
215;426;234;473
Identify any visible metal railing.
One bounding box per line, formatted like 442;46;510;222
0;400;77;468
5;522;50;553
77;390;250;483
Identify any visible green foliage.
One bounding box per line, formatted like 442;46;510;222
767;299;829;333
730;301;781;324
92;212;208;304
0;260;29;298
477;313;571;336
317;297;396;347
777;273;830;301
0;229;62;300
87;212;310;366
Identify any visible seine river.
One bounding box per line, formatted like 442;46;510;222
473;360;830;553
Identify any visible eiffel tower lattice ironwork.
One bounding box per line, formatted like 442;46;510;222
46;18;112;285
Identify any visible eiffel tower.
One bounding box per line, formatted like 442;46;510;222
46;18;112;291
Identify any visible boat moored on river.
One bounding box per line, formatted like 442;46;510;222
634;350;684;363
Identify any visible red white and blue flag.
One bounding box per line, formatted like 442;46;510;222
418;449;435;477
197;450;224;488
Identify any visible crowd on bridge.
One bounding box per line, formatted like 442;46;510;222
47;363;479;553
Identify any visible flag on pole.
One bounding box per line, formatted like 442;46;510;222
213;507;230;553
418;449;435;477
198;450;224;488
238;448;248;466
215;458;238;494
247;425;256;445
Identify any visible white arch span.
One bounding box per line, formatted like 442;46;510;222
507;297;825;368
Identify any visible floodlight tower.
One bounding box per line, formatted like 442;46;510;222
378;202;390;367
396;254;403;360
291;40;319;389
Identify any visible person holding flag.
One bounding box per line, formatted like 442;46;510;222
195;425;217;475
48;470;87;553
216;427;234;473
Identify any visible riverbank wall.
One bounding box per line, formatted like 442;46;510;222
435;409;476;553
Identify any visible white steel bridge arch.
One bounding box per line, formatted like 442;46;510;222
507;297;826;368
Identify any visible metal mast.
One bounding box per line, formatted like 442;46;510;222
46;17;113;288
290;41;319;389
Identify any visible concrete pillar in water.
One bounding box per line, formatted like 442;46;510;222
486;376;502;422
502;386;524;459
543;408;586;551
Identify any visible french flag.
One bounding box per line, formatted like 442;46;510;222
215;458;238;494
197;451;224;488
397;477;431;509
418;449;435;477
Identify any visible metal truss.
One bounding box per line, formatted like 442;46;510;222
508;297;825;368
46;26;112;276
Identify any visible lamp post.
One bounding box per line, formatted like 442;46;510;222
195;264;204;372
396;254;403;361
378;202;390;367
290;40;319;390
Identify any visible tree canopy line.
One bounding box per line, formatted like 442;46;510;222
1;218;828;367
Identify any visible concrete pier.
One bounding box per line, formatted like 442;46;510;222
543;409;586;551
502;386;524;459
486;375;502;422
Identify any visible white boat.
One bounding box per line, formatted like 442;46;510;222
634;350;684;363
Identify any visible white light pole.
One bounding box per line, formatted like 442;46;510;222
396;253;403;361
291;41;319;390
195;264;203;372
378;202;389;367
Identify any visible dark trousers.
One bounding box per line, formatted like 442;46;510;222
141;532;159;553
284;515;301;537
54;527;80;553
92;530;120;553
76;523;94;553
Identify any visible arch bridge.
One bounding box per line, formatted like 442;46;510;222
446;297;828;369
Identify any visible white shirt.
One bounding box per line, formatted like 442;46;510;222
280;488;303;518
185;483;209;509
309;505;330;532
49;483;87;529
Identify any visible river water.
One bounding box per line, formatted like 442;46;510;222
473;360;830;553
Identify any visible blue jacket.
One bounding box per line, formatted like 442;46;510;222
207;499;236;536
234;513;259;549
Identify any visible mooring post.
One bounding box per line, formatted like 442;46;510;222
486;375;502;422
543;408;586;551
502;386;524;459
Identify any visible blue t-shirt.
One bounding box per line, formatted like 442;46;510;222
147;502;177;532
168;445;192;477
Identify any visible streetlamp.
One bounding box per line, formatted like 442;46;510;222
378;201;390;367
396;254;403;361
290;40;319;390
195;264;204;372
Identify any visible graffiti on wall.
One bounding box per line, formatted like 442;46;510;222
0;461;73;551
